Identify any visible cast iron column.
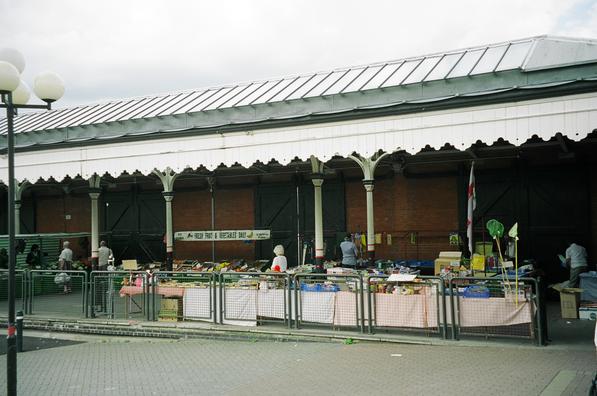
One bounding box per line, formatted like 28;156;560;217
153;168;178;271
349;152;390;264
88;175;101;269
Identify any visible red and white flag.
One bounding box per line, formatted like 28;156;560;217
466;162;476;254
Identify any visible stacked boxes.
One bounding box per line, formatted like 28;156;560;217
159;298;183;322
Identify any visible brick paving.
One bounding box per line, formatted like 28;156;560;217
0;331;594;396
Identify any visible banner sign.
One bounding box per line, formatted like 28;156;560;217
174;229;271;242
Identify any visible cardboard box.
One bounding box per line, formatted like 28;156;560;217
579;307;597;320
434;252;462;275
161;298;182;312
559;288;583;319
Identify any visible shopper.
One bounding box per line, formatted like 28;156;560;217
340;233;358;267
97;240;113;271
94;241;113;313
0;248;8;269
26;244;42;269
271;245;287;272
59;241;73;293
564;242;588;287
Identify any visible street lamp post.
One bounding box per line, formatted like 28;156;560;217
0;48;64;396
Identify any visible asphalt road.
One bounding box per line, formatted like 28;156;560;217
0;331;594;395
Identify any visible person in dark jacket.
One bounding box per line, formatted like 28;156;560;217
0;248;8;269
26;244;42;269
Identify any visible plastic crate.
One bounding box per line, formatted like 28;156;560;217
463;285;490;298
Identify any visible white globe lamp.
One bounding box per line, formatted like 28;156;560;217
12;80;31;105
33;71;65;102
0;61;20;93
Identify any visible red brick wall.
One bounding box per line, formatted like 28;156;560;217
345;175;459;260
173;187;255;261
36;194;91;260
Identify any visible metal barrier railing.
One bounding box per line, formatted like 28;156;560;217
0;269;27;314
28;270;87;318
219;272;292;328
366;275;446;338
153;271;216;323
293;273;365;333
90;271;149;320
449;276;543;344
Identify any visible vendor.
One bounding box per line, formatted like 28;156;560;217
340;233;358;267
26;244;42;269
564;241;588;287
271;245;287;272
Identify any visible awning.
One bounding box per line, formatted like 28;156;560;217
1;91;596;183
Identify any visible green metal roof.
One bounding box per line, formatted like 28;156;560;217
2;35;597;151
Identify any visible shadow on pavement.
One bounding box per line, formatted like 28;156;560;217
0;336;85;355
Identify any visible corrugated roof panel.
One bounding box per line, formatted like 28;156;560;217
403;56;441;84
342;65;383;92
424;52;464;81
117;96;165;120
360;63;403;90
266;75;308;102
254;78;295;104
305;70;348;97
153;91;200;117
323;68;365;95
496;40;533;71
41;105;100;130
233;81;276;106
187;87;233;112
382;59;422;87
447;49;485;78
171;89;216;114
142;92;197;118
106;97;159;122
83;101;132;125
471;45;509;74
12;110;60;132
250;79;287;105
42;104;103;130
57;103;113;128
88;98;142;124
285;73;329;100
80;102;129;125
202;84;248;110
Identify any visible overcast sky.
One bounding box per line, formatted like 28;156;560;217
2;0;597;108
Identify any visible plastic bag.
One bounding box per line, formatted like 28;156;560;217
54;272;71;285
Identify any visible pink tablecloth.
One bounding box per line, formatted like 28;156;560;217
119;286;185;298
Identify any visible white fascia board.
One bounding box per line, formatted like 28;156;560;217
1;91;596;183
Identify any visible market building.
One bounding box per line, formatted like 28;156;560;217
1;35;597;287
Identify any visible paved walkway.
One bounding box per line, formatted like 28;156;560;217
0;331;594;396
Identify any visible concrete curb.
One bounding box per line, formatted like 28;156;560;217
2;316;436;346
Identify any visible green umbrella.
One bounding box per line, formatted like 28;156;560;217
486;219;504;239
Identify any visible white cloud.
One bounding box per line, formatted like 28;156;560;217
1;0;594;108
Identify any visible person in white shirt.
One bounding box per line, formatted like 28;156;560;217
58;241;73;293
565;242;588;287
97;241;113;271
271;245;287;272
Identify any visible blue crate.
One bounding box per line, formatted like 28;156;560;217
463;285;490;298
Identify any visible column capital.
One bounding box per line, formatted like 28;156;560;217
311;177;324;188
363;180;374;192
14;200;21;209
89;191;101;200
162;191;174;202
153;167;179;193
